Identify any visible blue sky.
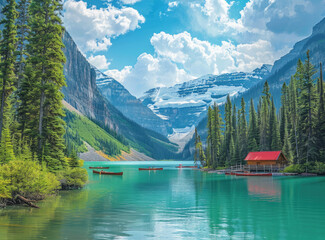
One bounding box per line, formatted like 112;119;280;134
63;0;325;97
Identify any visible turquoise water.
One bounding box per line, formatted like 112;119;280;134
1;161;325;239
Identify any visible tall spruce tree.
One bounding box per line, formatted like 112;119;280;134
298;51;317;163
269;97;281;150
0;0;18;141
288;76;299;162
316;63;325;162
23;0;67;170
259;81;271;150
239;98;247;162
213;102;222;168
247;98;258;151
223;95;233;164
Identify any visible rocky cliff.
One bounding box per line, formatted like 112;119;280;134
62;32;178;159
95;70;172;136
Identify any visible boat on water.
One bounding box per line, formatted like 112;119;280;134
93;170;123;175
235;173;272;176
139;168;163;171
89;167;110;169
176;165;198;169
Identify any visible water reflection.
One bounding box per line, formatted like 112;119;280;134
1;163;325;240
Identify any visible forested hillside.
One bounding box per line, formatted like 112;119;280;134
194;51;325;173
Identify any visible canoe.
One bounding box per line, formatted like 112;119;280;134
176;166;197;169
89;167;110;169
93;170;123;175
139;168;163;171
235;173;272;176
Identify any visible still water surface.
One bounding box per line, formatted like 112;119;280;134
1;161;325;239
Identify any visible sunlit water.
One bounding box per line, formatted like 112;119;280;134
1;161;325;239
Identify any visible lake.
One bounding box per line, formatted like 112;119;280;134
1;161;325;239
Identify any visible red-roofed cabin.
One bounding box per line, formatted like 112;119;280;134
245;151;288;166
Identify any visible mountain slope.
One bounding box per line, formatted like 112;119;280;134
95;69;172;136
62;31;178;159
182;17;325;159
140;64;271;132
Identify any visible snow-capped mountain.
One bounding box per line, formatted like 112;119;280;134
140;64;272;133
95;69;173;136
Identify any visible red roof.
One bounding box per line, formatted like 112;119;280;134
244;151;283;161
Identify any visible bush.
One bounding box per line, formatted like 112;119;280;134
0;159;60;200
57;168;88;190
311;162;325;175
283;164;305;173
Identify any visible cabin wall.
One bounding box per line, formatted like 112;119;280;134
247;160;277;165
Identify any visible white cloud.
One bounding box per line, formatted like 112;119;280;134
120;0;141;4
151;31;279;75
168;1;179;11
88;55;110;70
105;53;193;97
63;0;145;53
105;31;283;97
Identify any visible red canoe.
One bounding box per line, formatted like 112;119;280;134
176;166;197;169
93;170;123;175
89;167;110;169
139;168;163;171
235;173;272;176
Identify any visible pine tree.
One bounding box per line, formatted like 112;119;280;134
206;106;214;167
223;95;233;165
298;51;317;163
282;116;293;163
259;81;271;150
212;102;222;168
194;127;199;164
15;0;30;89
24;0;67;170
238;98;247;162
0;0;18;140
269;98;281;150
247;98;258;151
316;62;325;162
288;76;299;163
280;83;288;147
69;149;79;168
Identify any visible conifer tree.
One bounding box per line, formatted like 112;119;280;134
269;98;281;150
239;98;247;162
316;63;325;162
15;0;30;88
23;0;67;170
259;81;271;150
288;76;299;162
213;103;222;167
0;0;18;140
247;98;258;151
194;127;199;164
223;95;233;164
298;51;317;163
69;149;79;168
280;83;288;147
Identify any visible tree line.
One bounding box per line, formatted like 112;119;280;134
195;51;325;170
0;0;88;204
0;0;68;170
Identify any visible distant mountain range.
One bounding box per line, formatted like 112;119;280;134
139;64;272;135
181;17;325;159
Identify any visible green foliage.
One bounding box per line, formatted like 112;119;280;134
64;110;129;156
283;164;305;174
67;149;80;168
56;168;88;190
0;176;10;199
0;159;60;200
